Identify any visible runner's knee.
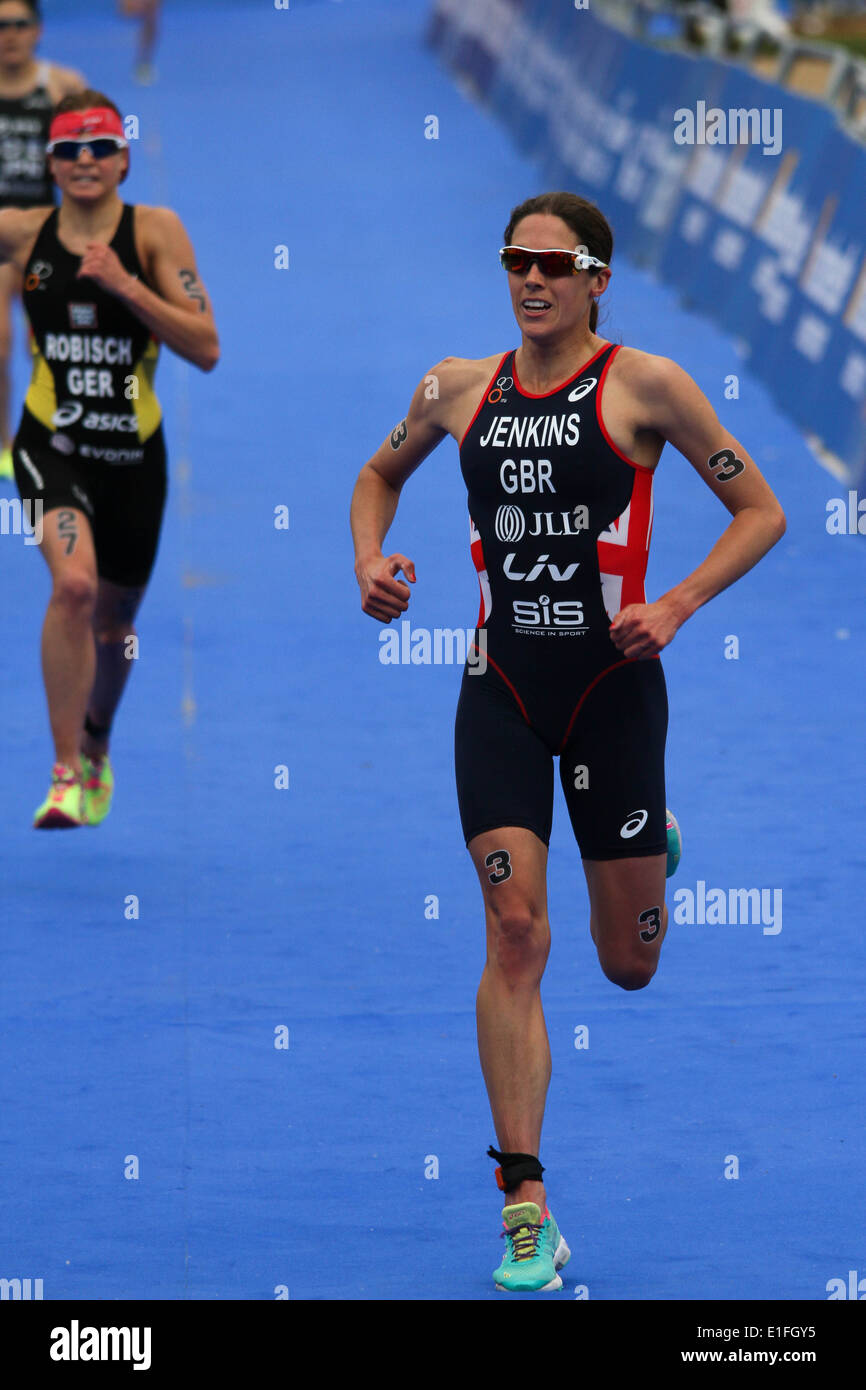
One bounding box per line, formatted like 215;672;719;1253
52;569;98;617
597;948;657;992
486;899;550;984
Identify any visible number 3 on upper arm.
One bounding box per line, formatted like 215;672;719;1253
707;448;745;482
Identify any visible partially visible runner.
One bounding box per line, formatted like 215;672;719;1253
117;0;161;86
0;0;84;479
351;191;786;1292
0;89;219;827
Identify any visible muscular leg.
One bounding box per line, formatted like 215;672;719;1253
140;0;160;64
80;578;146;760
38;507;99;774
470;826;552;1214
119;0;160;68
583;853;669;990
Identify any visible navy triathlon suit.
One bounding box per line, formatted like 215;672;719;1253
455;341;668;859
0;64;55;209
12;203;167;587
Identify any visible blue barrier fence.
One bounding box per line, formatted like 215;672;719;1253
428;0;866;485
39;0;323;16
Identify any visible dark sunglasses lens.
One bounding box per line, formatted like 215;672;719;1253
501;250;530;273
536;252;575;277
0;19;34;29
52;140;120;160
502;249;575;277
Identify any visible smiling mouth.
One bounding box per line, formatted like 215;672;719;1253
522;299;552;314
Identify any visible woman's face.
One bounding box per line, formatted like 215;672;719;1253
50;140;128;203
506;213;609;341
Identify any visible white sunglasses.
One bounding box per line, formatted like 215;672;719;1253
499;245;608;276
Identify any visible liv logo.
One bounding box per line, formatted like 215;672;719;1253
0;1276;44;1299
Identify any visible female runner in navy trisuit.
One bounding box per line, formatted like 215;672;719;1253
351;191;785;1291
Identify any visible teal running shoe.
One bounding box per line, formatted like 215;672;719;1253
493;1202;570;1292
665;808;682;879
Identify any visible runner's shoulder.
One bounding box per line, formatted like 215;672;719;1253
611;343;694;399
0;204;54;262
130;205;188;259
609;344;713;437
132;204;181;234
44;63;88;101
420;352;506;406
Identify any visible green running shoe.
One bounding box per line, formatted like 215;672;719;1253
493;1202;570;1292
665;808;682;879
81;754;114;825
33;763;87;828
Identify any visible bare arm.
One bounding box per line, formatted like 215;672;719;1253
0;206;49;268
610;357;786;659
351;363;452;622
77;207;219;371
0;209;21;264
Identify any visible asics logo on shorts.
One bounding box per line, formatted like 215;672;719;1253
620;808;648;838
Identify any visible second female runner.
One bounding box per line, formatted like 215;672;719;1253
0;90;219;826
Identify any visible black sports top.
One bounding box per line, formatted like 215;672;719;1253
0;63;55;208
459;341;655;689
20;202;162;459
